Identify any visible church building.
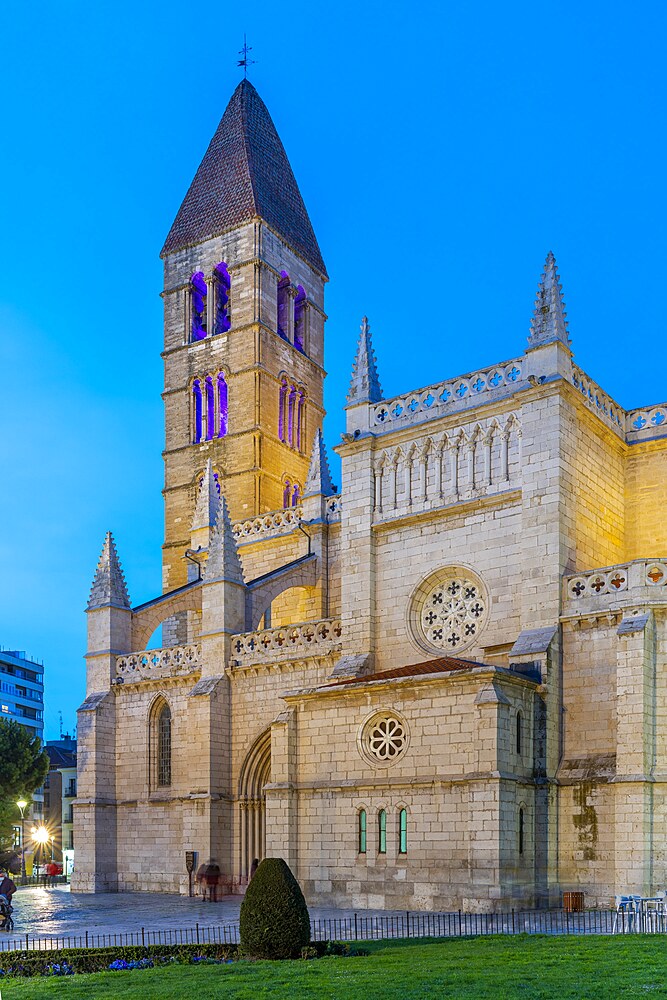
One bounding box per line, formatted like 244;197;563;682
73;78;667;911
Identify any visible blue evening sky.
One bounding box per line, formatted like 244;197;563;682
0;1;665;738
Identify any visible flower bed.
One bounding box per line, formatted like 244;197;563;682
0;942;237;978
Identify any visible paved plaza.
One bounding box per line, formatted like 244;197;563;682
3;884;404;946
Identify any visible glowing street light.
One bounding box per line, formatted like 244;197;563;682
16;799;28;881
31;825;50;876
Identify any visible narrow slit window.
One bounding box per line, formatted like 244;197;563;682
358;810;367;854
519;807;524;856
283;479;291;508
378;809;386;854
292;483;300;507
516;711;522;756
399;808;407;854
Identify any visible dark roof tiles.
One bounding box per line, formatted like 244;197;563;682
327;654;490;687
162;80;326;276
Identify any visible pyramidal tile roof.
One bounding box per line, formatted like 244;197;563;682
528;251;570;349
87;532;131;611
161;80;326;276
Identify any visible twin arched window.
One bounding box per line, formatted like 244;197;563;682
190;263;231;342
282;478;301;509
193;371;228;443
277;273;307;353
278;377;306;451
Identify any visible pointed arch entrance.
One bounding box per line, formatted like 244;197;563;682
238;728;271;881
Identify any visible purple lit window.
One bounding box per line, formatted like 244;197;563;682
193;379;203;443
288;386;297;447
205;376;214;441
296;391;305;451
213;262;231;334
278;380;288;442
191;272;207;341
217;372;228;437
294;285;306;352
277;271;291;340
292;483;300;507
283;479;291;508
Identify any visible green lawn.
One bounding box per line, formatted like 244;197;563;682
3;935;667;999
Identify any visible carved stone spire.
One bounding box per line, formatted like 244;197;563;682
528;251;571;349
303;428;336;498
87;532;131;610
346;316;383;405
204;494;244;584
191;459;218;531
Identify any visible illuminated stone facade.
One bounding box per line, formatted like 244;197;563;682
73;80;667;911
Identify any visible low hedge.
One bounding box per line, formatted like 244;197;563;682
0;942;238;978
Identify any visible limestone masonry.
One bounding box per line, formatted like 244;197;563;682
73;79;667;911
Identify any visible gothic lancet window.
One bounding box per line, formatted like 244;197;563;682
278;378;288;442
213;262;231;334
358;810;367;854
217;372;228;437
192;379;203;443
378;809;387;854
190;272;207;341
205;376;215;441
283;478;291;508
294;285;306;352
399;808;407;854
150;699;172;790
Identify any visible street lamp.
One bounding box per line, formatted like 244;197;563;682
31;825;50;878
16;799;28;882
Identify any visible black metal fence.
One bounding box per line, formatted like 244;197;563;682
0;907;663;953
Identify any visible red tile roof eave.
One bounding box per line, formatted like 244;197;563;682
323;655;493;688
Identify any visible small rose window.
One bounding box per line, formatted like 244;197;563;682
359;712;409;766
411;569;488;655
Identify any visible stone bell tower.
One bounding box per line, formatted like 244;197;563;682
160;79;328;591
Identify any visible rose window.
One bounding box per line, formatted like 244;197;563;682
412;571;488;654
359;712;409;766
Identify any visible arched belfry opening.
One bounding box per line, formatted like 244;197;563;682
238;728;271;881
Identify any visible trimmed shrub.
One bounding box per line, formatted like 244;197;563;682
240;857;310;959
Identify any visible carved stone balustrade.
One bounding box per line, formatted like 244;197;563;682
233;506;303;544
570;364;625;438
230;618;342;668
563;560;667;617
370;359;524;432
626;403;667;443
115;643;202;682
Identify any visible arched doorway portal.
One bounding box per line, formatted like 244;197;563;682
238;728;271;881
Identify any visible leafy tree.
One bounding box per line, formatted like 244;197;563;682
240;857;311;959
0;720;50;856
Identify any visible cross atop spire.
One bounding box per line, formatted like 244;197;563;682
528;252;571;350
191;459;219;532
346;316;383;406
204;494;244;585
87;532;131;610
303;428;336;498
237;34;255;78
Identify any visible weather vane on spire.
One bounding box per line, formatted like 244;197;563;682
237;35;256;78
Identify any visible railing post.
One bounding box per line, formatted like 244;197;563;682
142;926;145;947
354;913;358;939
406;911;410;938
196;922;200;944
